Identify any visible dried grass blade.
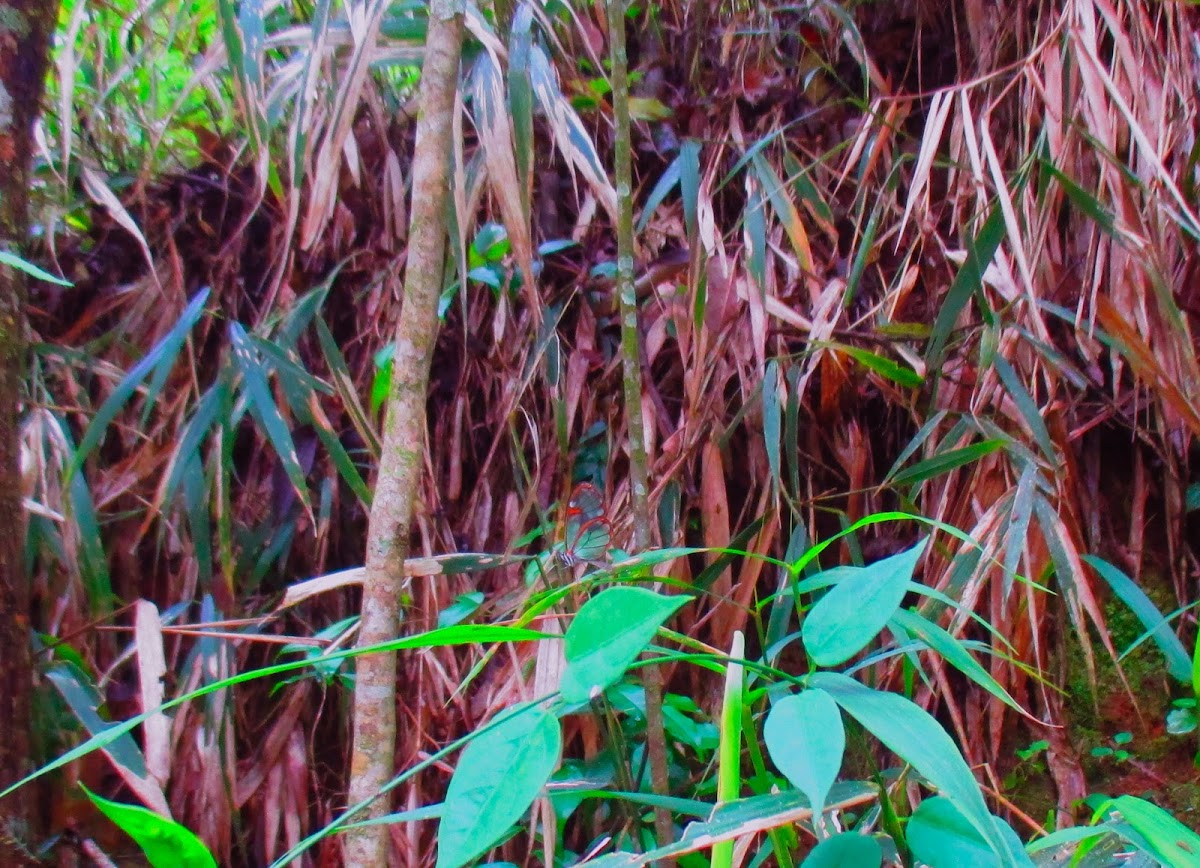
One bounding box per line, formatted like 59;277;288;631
898;89;953;243
135;600;171;787
80;167;159;288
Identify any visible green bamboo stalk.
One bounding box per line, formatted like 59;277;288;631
712;631;745;868
606;0;674;856
344;2;464;864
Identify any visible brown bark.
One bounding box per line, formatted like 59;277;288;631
343;1;464;864
0;2;59;863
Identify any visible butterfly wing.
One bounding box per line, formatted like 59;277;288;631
564;483;611;564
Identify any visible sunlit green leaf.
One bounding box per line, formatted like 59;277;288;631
560;588;688;704
1098;795;1200;867
81;785;216;868
810;673;1030;865
907;796;1017;868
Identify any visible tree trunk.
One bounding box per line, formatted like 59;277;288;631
606;0;674;857
0;2;58;863
343;2;464;864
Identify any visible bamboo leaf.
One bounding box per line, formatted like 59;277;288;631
927;204;1006;370
560;588;688;705
1083;556;1191;684
71;289;210;479
230;323;312;517
889;439;1007;487
0;250;72;285
81;784;216;868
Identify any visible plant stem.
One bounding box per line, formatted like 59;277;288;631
606;0;673;858
344;2;464;864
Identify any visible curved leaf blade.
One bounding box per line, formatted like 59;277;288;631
801;832;882;867
809;672;1030;866
907;796;1010;868
436;704;561;868
560;587;688;704
803;540;927;667
81;784;217;868
764;689;844;827
71;288;210;479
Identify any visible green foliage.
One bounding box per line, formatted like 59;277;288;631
436;704;561;868
560;587;686;705
80;784;217;868
19;517;1200;866
801;540;925;667
0;250;72;285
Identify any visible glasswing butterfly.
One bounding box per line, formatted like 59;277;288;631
560;482;612;567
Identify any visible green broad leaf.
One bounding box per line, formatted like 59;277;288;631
1100;795;1200;867
809;672;1031;866
436;705;561;868
802;540;927;667
1083;555;1192;685
81;784;216;868
0;250;72;285
801;832;882;867
764;689;844;827
907;796;1022;868
560;588;688;704
888;609;1026;716
889;438;1008;487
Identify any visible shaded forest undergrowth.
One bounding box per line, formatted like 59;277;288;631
13;0;1200;863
